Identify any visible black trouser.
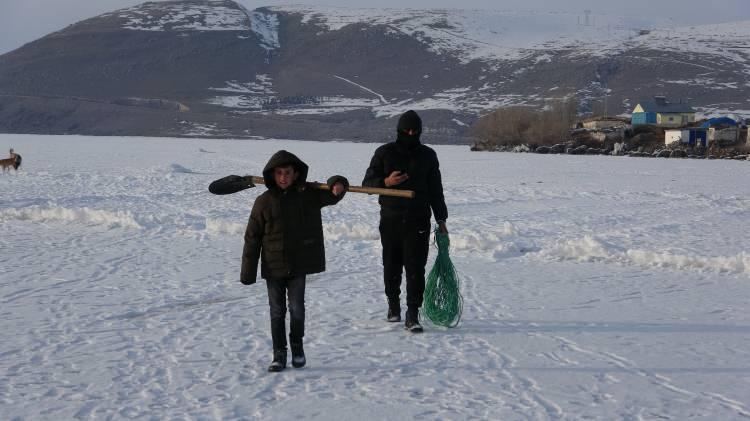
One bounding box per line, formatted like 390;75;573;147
379;214;430;309
266;275;306;351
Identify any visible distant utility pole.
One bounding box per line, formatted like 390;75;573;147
584;10;591;26
604;91;608;118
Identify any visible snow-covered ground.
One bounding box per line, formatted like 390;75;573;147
2;134;750;420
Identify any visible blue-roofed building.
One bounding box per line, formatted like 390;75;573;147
632;96;696;127
703;117;740;144
700;117;737;128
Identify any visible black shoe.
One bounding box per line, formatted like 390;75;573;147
405;308;423;332
387;298;401;322
268;349;287;372
290;342;306;368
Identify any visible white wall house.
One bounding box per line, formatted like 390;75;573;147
708;127;739;143
664;128;709;147
665;130;686;146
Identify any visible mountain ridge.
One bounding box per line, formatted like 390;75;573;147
1;0;748;142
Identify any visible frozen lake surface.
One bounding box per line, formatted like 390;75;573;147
1;134;749;420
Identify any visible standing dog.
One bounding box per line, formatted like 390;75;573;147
1;153;21;172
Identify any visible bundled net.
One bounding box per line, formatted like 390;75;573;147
423;229;463;328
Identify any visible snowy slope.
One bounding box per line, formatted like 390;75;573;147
111;1;750;65
265;5;750;64
114;0;250;31
640;20;750;62
196;4;750;119
2;134;750;419
264;5;670;63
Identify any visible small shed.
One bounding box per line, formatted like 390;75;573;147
664;128;708;147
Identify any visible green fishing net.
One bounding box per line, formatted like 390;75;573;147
423;229;463;328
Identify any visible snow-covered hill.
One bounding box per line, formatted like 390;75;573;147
2;133;750;419
260;6;672;62
1;0;749;140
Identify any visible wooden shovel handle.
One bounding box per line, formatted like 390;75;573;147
248;176;414;199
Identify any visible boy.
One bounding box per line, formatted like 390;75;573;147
240;150;348;372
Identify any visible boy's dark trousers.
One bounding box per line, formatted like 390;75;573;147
379;214;430;309
266;275;306;350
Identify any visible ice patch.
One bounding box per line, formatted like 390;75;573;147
0;207;141;229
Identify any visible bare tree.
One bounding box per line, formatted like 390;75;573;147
471;99;578;147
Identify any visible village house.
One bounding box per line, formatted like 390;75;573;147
664;117;741;147
632;96;695;127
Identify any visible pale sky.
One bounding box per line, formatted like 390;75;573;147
2;0;749;55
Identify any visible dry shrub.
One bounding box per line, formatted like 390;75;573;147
470;100;578;148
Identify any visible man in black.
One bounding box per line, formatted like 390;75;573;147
363;110;448;332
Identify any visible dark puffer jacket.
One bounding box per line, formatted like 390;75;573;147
362;135;447;223
241;150;348;284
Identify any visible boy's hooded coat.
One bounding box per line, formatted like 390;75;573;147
241;150;348;284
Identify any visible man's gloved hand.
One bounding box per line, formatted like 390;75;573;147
240;278;256;285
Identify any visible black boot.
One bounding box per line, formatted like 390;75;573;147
387;298;401;322
404;307;423;332
290;341;306;368
268;348;287;372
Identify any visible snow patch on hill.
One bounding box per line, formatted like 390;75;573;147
249;10;280;50
637;20;750;62
119;1;250;32
270;6;671;63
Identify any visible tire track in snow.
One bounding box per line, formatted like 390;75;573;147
460;271;565;418
545;334;750;418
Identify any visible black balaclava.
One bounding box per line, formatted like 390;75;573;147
396;110;422;151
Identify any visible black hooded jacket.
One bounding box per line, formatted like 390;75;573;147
362;111;448;223
241;150;348;284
